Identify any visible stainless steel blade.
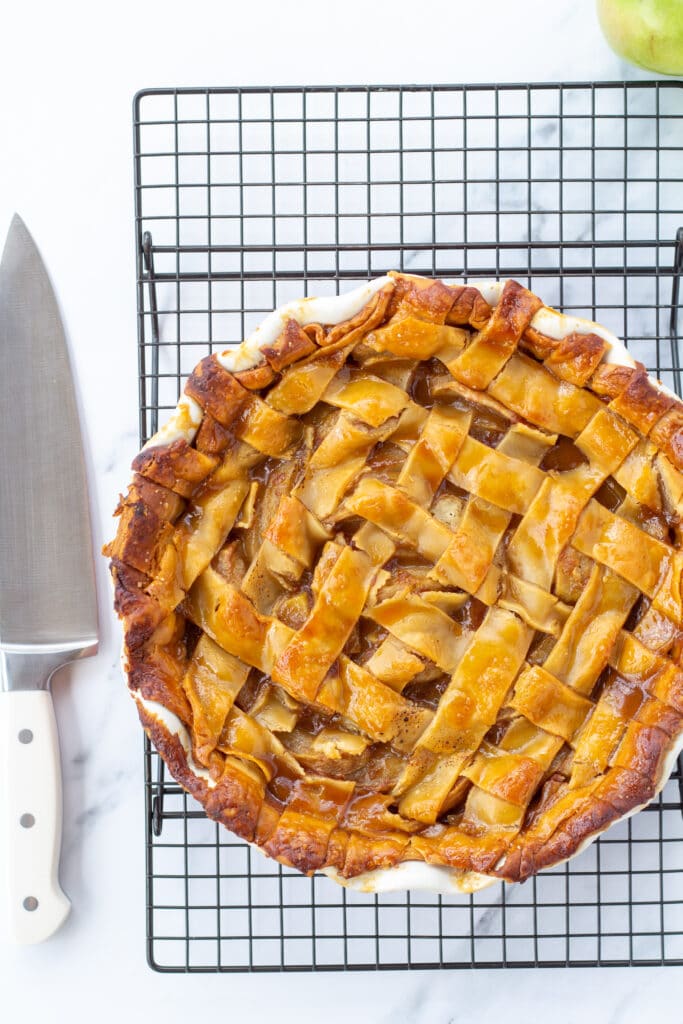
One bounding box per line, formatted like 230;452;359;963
0;215;98;649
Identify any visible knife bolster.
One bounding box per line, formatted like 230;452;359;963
0;644;96;692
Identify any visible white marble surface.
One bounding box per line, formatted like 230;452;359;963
1;0;682;1019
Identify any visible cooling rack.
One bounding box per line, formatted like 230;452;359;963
133;82;683;971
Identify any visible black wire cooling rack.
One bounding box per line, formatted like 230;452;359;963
133;82;683;972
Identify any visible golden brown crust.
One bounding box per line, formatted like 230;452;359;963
446;285;493;330
110;559;165;653
487;279;543;343
608;363;674;435
527;330;608;387
261;318;317;371
108;274;683;887
129;624;192;723
651;405;683;472
204;762;264;841
185;355;251;426
590;361;635;399
194;413;233;455
591;361;674;437
132;439;219;498
234;363;278;390
138;703;213;805
387;272;456;324
105;475;180;575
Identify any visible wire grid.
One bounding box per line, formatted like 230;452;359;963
134;83;683;971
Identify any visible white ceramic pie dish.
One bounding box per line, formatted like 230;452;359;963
130;275;683;894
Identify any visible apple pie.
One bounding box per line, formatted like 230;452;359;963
106;273;683;892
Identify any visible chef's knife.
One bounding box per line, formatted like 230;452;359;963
0;215;98;944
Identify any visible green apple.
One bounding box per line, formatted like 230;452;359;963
597;0;683;74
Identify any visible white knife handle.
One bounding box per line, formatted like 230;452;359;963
0;689;70;943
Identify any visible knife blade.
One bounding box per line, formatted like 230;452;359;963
0;214;98;944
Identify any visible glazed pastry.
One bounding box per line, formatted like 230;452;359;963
106;273;683;892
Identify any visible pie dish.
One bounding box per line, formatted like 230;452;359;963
106;272;683;894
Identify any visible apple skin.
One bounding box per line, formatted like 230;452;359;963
597;0;683;74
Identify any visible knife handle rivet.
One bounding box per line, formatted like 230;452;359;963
17;729;33;744
19;813;35;829
22;897;38;912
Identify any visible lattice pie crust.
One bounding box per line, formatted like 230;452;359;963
106;273;683;893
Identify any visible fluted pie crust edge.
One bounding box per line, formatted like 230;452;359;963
106;273;683;894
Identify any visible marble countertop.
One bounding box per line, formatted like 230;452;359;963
1;0;682;1019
